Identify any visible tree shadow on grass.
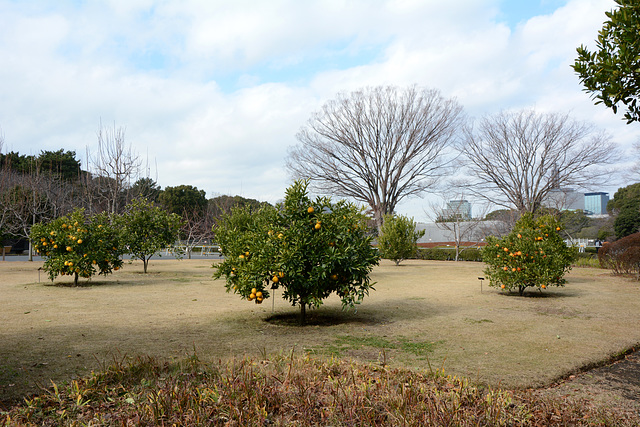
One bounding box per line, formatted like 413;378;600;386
264;308;385;327
498;288;584;299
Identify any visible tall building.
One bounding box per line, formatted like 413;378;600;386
545;188;584;211
584;192;609;215
443;200;472;220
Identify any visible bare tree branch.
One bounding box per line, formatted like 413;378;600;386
90;121;141;214
459;109;619;214
287;85;464;229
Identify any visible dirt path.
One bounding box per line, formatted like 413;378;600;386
537;348;640;418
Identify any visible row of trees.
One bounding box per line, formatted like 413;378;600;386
0;129;266;258
287;87;618;233
30;198;182;285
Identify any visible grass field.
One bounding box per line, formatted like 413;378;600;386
1;258;639;413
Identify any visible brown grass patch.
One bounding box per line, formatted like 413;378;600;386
1;258;639;414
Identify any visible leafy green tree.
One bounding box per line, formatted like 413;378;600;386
38;149;81;181
159;185;207;216
482;213;578;296
573;0;640;123
118;198;183;273
608;183;640;214
607;183;640;238
377;214;424;265
614;207;640;238
213;180;380;324
208;195;268;221
30;209;123;286
130;178;161;203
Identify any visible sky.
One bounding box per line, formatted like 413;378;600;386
0;0;635;221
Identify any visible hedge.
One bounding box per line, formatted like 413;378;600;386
416;248;483;262
416;248;597;263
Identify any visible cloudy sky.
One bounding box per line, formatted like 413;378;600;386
0;0;634;220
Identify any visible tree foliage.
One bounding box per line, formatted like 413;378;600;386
213;180;379;324
377;214;424;265
573;0;640;124
607;183;640;238
30;209;123;286
287;85;464;230
460;109;616;214
160;185;207;216
482;214;577;296
118;198;183;273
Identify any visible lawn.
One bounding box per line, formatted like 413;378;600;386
1;258;639;412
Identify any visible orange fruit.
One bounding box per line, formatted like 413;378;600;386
239;254;245;259
517;234;522;238
541;284;546;289
278;233;284;239
503;266;508;271
331;274;338;280
556;227;561;231
66;246;72;252
512;267;516;272
272;276;279;283
501;284;505;289
251;288;257;294
278;271;284;278
503;247;509;252
307;206;314;214
315;222;321;230
256;291;263;298
245;251;250;257
77;239;82;244
114;267;119;270
249;293;256;300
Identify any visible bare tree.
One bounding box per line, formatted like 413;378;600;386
429;192;487;261
287;85;464;230
90;122;141;214
459;109;618;214
179;206;215;259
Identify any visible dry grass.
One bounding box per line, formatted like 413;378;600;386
1;259;639;411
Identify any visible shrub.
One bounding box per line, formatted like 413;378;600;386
417;248;483;262
377;214;424;265
482;213;578;295
598;232;640;277
118;198;183;273
213;180;380;324
30;209;123;286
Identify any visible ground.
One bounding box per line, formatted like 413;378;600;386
0;258;638;417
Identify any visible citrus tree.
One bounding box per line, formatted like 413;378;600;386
377;214;425;265
30;209;123;286
118;198;183;273
482;213;578;296
213;180;380;324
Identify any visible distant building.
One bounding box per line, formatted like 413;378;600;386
584;192;609;215
442;200;472;220
545;188;584;211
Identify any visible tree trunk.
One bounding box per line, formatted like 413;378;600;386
74;272;79;287
143;259;149;274
518;285;525;296
299;302;306;326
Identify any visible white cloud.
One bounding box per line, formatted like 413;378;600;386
0;0;629;218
